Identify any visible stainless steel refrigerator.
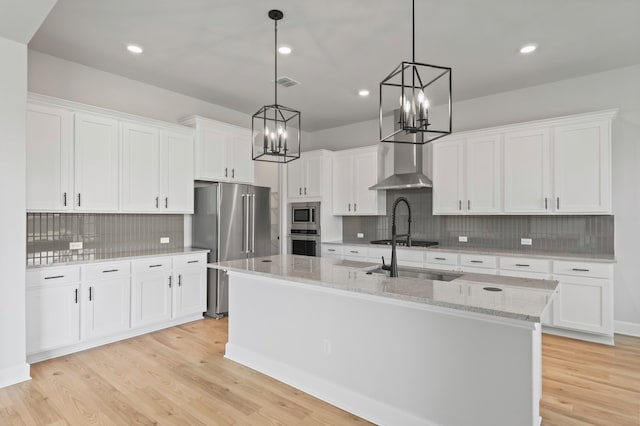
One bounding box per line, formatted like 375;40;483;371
192;183;271;318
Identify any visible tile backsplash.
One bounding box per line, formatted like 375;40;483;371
27;213;184;265
342;189;614;256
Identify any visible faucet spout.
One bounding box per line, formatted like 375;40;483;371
389;197;412;278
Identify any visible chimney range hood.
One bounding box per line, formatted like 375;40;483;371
369;143;432;190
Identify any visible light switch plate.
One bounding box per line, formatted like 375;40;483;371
69;241;83;250
521;238;532;246
160;237;170;244
458;236;468;243
357;233;364;239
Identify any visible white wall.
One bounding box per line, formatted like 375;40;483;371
311;64;640;332
0;36;30;387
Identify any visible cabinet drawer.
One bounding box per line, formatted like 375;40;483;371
27;266;81;287
499;257;550;274
499;269;550;280
173;253;207;269
553;261;612;279
425;252;458;266
83;261;130;281
322;245;343;256
342;246;367;258
397;248;425;264
460;254;497;269
133;257;172;275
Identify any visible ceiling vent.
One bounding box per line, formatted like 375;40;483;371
276;76;300;88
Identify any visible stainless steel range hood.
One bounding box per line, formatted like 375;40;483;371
369;142;432;190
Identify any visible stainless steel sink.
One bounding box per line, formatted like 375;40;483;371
368;266;462;282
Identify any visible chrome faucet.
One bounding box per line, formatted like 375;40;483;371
381;197;412;277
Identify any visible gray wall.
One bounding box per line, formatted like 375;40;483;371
314;64;640;329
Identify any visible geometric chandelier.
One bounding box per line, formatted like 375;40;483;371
379;0;452;144
252;9;301;163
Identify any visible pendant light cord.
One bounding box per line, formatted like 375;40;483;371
274;18;278;106
412;0;415;62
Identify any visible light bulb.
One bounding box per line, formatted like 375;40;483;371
277;127;284;135
403;100;411;113
417;90;425;104
283;131;288;139
422;97;430;109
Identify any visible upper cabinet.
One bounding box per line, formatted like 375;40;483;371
287;150;328;200
26;94;195;214
332;146;388;216
432;110;616;215
182;116;254;184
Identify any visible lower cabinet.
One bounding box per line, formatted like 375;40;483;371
173;256;207;317
131;258;173;327
552;275;613;335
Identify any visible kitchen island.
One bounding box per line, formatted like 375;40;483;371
211;255;557;426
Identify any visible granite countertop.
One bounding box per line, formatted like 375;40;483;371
322;240;616;264
210;255;558;323
26;247;210;269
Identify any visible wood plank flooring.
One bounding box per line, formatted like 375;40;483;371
1;318;639;425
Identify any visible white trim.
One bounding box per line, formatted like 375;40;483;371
614;320;640;337
542;325;615;345
27;314;204;363
0;363;31;389
27;92;195;135
225;343;438;426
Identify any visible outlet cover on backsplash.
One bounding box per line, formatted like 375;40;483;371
160;237;170;244
458;236;468;243
357;233;364;239
521;238;532;246
69;241;83;250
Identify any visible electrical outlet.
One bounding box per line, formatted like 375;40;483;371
69;241;83;250
357;233;364;239
521;238;532;246
160;237;170;244
458;236;468;243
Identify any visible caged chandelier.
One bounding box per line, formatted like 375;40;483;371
252;9;301;163
379;0;452;144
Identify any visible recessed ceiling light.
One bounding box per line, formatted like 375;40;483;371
127;44;143;54
519;44;538;54
278;46;292;55
358;89;370;97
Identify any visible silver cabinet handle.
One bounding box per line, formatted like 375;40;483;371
299;187;302;195
78;193;81;207
350;250;359;254
225;167;228;178
187;260;199;264
458;200;462;211
470;260;483;264
515;264;530;267
572;268;590;272
354;203;357;212
74;288;78;304
435;257;446;261
468;200;471;210
557;197;560;210
149;264;163;268
165;197;168;209
168;276;172;288
156;196;159;208
63;192;67;207
304;187;307;195
89;286;93;301
328;249;336;252
232;168;235;179
178;274;182;287
102;269;118;273
45;275;65;280
348;203;351;212
544;197;548;210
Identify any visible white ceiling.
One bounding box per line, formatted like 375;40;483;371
29;0;640;131
0;0;57;44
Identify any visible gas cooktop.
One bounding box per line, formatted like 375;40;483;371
369;239;439;248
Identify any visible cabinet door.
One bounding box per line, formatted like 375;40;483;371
161;130;194;213
465;134;502;213
553;121;611;213
121;122;160;212
131;272;173;327
194;123;227;181
287;158;304;198
26;284;80;354
174;269;206;317
228;127;254;184
433;141;464;214
503;128;550;213
74;113;120;211
304;156;323;197
552;276;612;335
81;278;131;340
353;152;380;214
26;104;73;211
332;156;353;215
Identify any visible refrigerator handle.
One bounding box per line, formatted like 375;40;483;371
251;194;256;253
241;194;246;253
245;193;250;254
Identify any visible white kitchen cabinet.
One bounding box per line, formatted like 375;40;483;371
552;120;611;213
425;251;459;271
288;151;324;199
460;254;498;271
184;116;254;184
332;146;386;215
131;258;173;327
322;244;343;258
432;141;463;214
172;254;207;318
342;245;368;262
26;267;81;355
81;262;131;340
503;127;551;214
74;113;120;212
26;104;74;212
121;122;161;212
160;130;194;213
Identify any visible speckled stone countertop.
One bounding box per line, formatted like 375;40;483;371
211;255;558;322
26;247;210;269
322;240;616;263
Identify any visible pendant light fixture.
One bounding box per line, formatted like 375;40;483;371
252;9;301;163
379;0;452;144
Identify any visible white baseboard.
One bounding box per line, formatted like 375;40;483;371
615;320;640;337
225;343;437;426
542;326;614;345
0;363;31;389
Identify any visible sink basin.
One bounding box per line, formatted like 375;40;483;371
368;266;462;282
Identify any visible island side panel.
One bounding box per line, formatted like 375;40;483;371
225;272;540;426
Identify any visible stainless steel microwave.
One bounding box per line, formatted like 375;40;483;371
291;202;320;230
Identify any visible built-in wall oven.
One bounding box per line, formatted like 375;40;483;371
289;202;321;256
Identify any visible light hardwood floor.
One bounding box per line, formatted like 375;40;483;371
1;319;639;425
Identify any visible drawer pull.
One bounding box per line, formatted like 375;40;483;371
435;257;446;261
350;250;359;254
102;269;119;273
470;260;483;264
149;264;163;268
187;260;199;264
44;275;65;280
515;264;530;267
572;268;590;272
328;249;336;252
